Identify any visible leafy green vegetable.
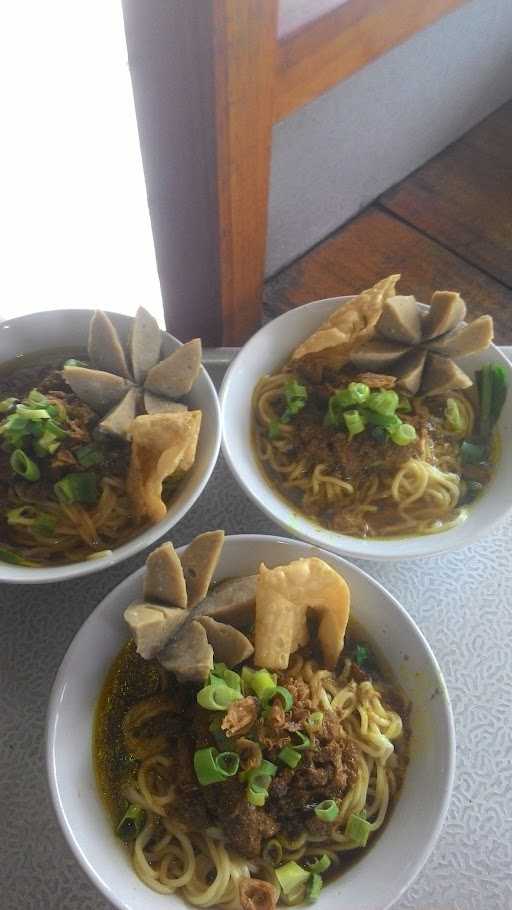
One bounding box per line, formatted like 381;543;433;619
477;364;508;438
354;644;369;667
461;440;485;465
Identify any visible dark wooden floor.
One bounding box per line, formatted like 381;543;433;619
264;99;512;344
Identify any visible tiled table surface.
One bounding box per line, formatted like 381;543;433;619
1;353;511;910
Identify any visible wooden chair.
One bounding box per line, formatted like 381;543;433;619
123;0;468;346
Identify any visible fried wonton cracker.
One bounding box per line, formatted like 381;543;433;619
291;274;400;365
254;557;350;670
127;411;201;523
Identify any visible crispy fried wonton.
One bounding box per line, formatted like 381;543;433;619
127;411;201;523
254;557;350;670
290;274;400;370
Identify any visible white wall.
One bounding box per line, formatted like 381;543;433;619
266;0;512;275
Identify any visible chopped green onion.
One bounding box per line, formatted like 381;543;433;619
361;409;401;431
216;752;240;776
193;747;239;785
262;838;283;867
6;506;56;536
54;471;97;504
34;430;60;456
305;712;323;734
282;380;308;422
64;358;89;368
346;812;372;846
324;389;352;427
240;760;278;789
26;389;49;408
354;644;369;667
389;422;417;446
75;444;103;467
16;405;50;420
278;746;302;769
367;389;399;416
306;873;323;902
247;784;268;806
208;673;228;689
275;862;310;896
266;685;294;712
397;395;412;413
197;683;242;711
268;419;282;440
242;667;276;699
347;382;370;404
222;669;242;692
10;449;40;481
291;731;310;751
314;800;339;822
115;804;145;841
0;397;17;413
343;409;366;439
460;440;485;465
445;398;464;432
0;546;39;566
46;419;68;440
305;854;331;874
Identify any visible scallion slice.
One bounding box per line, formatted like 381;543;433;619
305;712;323;734
247;668;276;700
262;838;283;867
278;746;302;769
389;422;417;447
212;662;242;692
115;803;145;841
367;389;399;416
54;471;98;504
291;731;310;751
314;800;339;822
275;862;310;896
343;409;366;438
305;854;331;874
247;784;267;806
306;872;323;902
10;449;40;481
266;685;294;712
193;747;239;785
63;358;88;368
445;397;464;432
0;397;17;413
346;812;372;846
197;683;242;711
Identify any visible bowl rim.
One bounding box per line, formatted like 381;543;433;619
0;308;222;584
46;532;456;910
220;296;512;561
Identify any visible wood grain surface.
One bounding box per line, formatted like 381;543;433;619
274;0;468;122
381;101;512;288
212;0;278;345
264;206;512;344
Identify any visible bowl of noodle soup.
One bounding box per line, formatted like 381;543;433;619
221;292;512;560
0;309;220;583
47;534;455;910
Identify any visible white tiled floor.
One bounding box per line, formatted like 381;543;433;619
0;3;163;325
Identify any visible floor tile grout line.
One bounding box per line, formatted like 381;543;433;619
375;202;512;292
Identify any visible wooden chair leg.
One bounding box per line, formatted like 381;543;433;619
212;0;278;345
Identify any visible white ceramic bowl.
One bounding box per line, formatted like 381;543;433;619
47;533;455;910
221;297;512;560
0;309;221;584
